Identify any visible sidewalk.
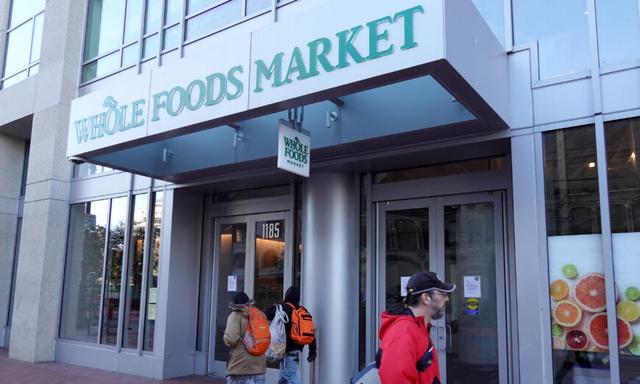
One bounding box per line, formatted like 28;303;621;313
0;349;225;384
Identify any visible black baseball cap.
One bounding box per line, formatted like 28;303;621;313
406;271;456;296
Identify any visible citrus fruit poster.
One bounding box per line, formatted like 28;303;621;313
548;234;640;354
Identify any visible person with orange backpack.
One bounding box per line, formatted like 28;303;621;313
265;286;317;384
224;291;270;384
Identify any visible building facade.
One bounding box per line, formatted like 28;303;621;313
1;0;640;383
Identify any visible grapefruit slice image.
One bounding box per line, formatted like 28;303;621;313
553;300;582;327
574;273;607;313
587;313;633;350
565;329;589;350
550;279;570;301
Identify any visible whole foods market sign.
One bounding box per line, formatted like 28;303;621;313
67;0;444;157
277;122;310;177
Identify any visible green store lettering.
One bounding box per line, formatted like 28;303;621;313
74;6;424;145
151;65;244;122
284;136;309;166
254;5;424;92
74;96;145;144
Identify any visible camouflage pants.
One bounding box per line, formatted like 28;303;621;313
226;374;266;384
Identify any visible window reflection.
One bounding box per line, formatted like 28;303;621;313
74;163;115;178
254;220;285;312
186;0;243;41
60;201;109;343
9;0;45;27
143;192;163;351
4;22;32;78
81;0;283;82
123;194;148;349
513;0;590;79
214;223;247;361
385;209;429;309
596;0;640;67
60;194;162;351
605;118;640;382
543;126;611;382
101;197;128;345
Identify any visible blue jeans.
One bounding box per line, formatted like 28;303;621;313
278;352;301;384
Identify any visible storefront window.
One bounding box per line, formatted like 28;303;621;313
543;126;612;382
61;193;163;349
513;0;590;79
82;0;275;83
595;0;640;67
101;197;128;345
605;118;640;383
471;0;505;47
144;191;163;351
60;201;109;343
185;0;243;41
122;194;148;348
1;0;45;89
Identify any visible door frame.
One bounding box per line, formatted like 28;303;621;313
206;208;294;378
374;190;508;384
434;191;508;384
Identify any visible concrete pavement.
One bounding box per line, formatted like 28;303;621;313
0;348;225;384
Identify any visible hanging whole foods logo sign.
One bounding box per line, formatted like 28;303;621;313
68;2;434;156
277;122;310;177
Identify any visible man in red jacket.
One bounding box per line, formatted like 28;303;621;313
376;271;456;384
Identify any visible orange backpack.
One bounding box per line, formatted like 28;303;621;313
242;306;271;356
287;303;315;345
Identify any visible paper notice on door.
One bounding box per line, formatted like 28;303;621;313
400;276;411;297
227;275;237;292
464;276;482;298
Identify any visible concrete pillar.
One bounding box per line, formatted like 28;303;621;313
155;189;203;378
9;0;86;362
301;173;358;384
0;134;25;347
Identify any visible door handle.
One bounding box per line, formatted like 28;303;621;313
445;324;453;349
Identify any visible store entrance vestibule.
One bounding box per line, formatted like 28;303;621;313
377;192;508;384
208;210;293;381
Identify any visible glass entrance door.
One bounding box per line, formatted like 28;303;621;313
209;212;291;378
377;192;508;384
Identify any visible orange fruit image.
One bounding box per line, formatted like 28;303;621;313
550;279;570;301
574;273;607;313
587;312;633;350
553;300;582;327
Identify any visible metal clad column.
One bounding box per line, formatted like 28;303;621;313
302;173;357;384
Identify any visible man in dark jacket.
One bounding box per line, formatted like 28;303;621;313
377;271;455;384
265;286;317;384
